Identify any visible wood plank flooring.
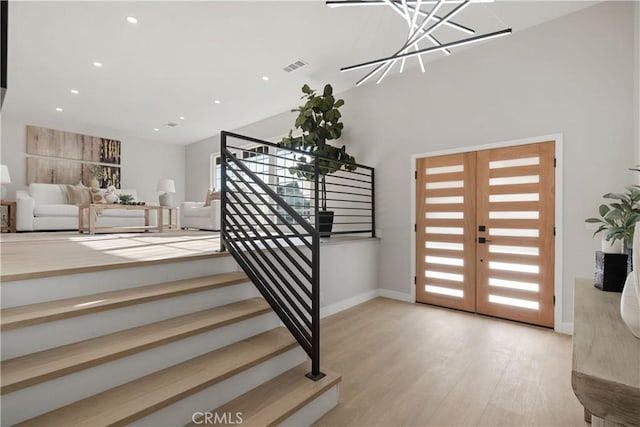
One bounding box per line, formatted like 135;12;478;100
0;231;223;281
315;297;586;427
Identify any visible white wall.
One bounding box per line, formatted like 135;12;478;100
635;0;640;185
184;2;635;326
0;117;185;204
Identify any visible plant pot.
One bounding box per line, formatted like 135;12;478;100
318;210;334;238
595;251;628;292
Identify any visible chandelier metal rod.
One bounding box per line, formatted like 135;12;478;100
342;28;512;72
353;0;469;84
326;0;493;6
326;0;475;34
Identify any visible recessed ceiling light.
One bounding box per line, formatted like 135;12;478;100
153;128;160;132
214;100;221;104
93;61;103;68
55;107;63;112
70;89;79;95
179;116;185;120
261;76;269;81
126;16;138;24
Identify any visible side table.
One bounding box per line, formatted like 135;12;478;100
1;200;16;233
162;206;180;230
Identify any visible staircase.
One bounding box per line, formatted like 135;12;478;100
0;254;341;426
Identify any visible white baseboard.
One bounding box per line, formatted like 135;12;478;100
378;289;414;303
320;290;379;319
555;321;573;335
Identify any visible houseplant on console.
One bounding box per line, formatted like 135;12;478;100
585;186;640;279
280;84;356;237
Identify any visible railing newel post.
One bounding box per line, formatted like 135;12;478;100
306;154;325;380
220;131;227;252
371;168;376;238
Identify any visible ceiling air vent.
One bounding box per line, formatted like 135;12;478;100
166;123;178;128
282;59;307;73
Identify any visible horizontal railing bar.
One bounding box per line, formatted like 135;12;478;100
331;221;373;225
223;236;312;352
226;191;314;292
323;197;373;204
225;189;313;203
226;165;313;184
229;193;372;206
225;213;313;326
323;189;373;198
226;166;314;249
226;231;315;239
226;151;316;235
226;146;375;178
226;163;373;186
323;182;373;192
224;132;374;171
324;230;375;235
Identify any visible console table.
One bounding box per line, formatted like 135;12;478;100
572;278;640;426
78;204;163;234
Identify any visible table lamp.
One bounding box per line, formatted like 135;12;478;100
157;178;176;207
0;164;11;200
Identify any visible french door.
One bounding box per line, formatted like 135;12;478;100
415;141;555;327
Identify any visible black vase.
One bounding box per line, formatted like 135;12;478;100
318;210;334;238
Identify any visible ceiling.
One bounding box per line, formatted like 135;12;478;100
3;0;599;146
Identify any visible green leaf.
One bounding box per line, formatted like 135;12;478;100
598;204;610;217
301;84;312;95
585;218;603;223
323;84;333;97
334;99;344;108
603;192;625;200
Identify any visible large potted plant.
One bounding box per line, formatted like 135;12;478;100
585;187;640;251
586;186;640;276
280;84;356;236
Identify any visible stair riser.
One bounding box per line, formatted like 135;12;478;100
1;256;239;308
133;347;307;427
280;385;340;427
1;312;281;426
2;282;259;360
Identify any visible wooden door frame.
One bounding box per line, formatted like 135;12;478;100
410;133;567;334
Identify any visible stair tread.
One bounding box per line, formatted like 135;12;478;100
188;364;341;427
1;271;248;330
17;328;297;427
1;297;270;395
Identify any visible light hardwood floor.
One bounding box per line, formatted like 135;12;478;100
0;231;222;281
316;297;586;427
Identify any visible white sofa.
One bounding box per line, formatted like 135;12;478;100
16;183;157;231
181;200;220;231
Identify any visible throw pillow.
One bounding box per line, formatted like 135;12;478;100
90;188;112;204
103;186;119;204
66;184;92;206
203;188;221;207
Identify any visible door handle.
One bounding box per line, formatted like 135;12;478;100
478;237;492;244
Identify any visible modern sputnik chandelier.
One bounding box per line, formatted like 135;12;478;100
326;0;512;85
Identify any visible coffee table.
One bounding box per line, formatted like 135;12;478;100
78;204;164;234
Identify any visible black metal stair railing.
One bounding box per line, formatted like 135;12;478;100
219;131;375;380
